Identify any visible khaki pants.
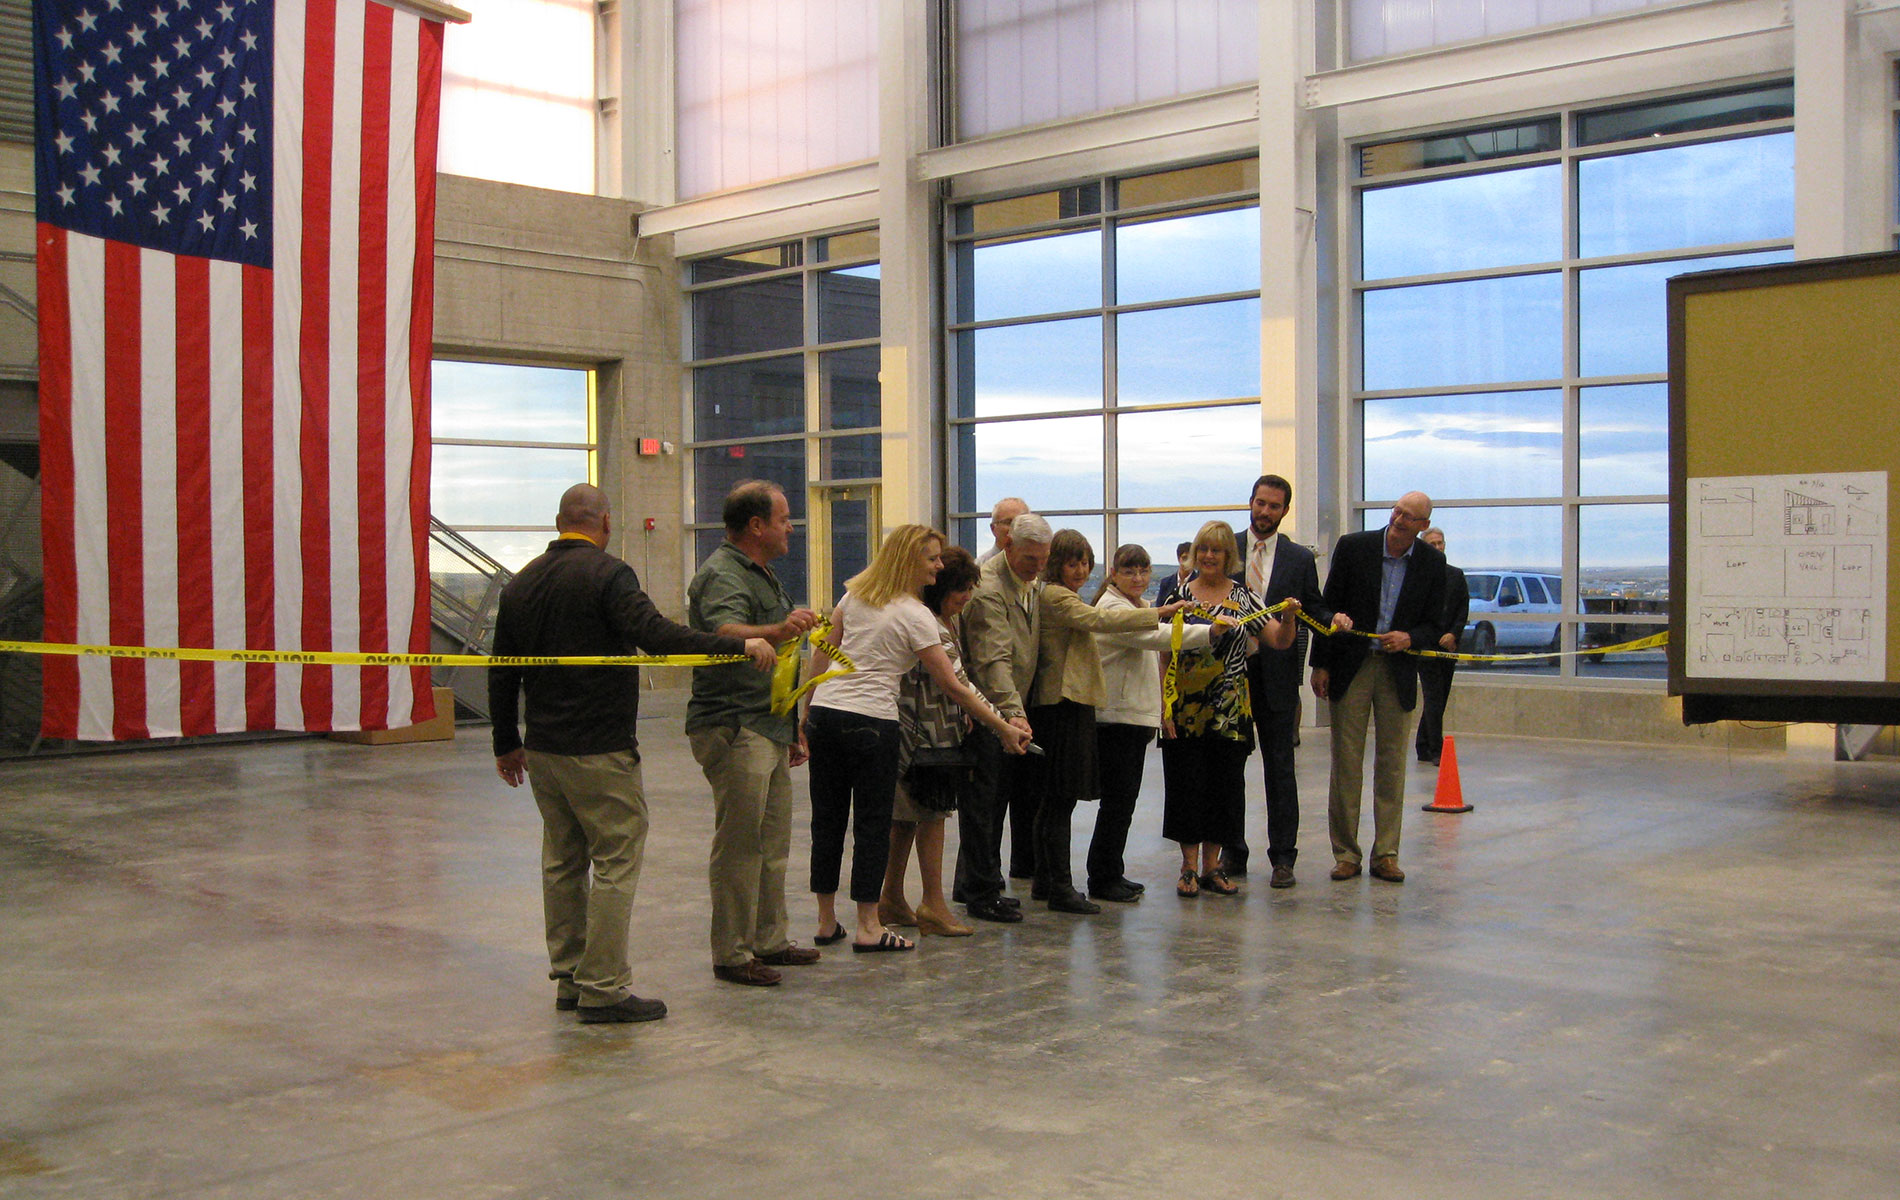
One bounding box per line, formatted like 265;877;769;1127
689;726;793;969
1327;655;1411;865
525;750;648;1007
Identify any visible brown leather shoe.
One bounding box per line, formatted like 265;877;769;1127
1369;856;1405;882
756;944;820;966
1330;860;1362;880
713;960;783;987
915;907;974;937
878;899;918;927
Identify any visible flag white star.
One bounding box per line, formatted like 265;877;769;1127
218;145;234;163
127;23;146;46
79;164;102;186
195;163;215;184
195;66;213;89
172;85;190;108
173;35;189;57
151;152;171;174
237;124;255;144
240;31;256;51
239;218;257;239
216;1;234;19
107;0;123;10
106;195;124;216
217;190;235;209
195;114;212;135
101;93;121;114
128;172;148;194
151;56;170;78
218;48;235;70
151;6;169;28
197;210;215;231
56;78;77;100
172;181;190;202
237;170;255;191
152;201;171;223
151;104;170;126
173;131;190;154
78;61;97;83
195;18;214;40
102;145;121;165
239;78;256;99
57;29;75;50
77;10;98;33
58;185;77;206
55;132;74;154
103;42;122;65
126;123;146;146
81;112;98;132
127;75;147;98
217;97;235;118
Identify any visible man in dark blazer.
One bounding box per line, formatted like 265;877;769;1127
1310;491;1447;884
1233;474;1345;888
1413;527;1469;766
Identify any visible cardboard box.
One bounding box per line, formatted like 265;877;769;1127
330;687;457;745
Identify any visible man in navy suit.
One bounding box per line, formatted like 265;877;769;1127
1233;474;1345;888
1310;492;1447;884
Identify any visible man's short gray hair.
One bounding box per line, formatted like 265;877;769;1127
1009;513;1053;546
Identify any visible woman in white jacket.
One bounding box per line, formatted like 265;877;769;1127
1087;544;1216;902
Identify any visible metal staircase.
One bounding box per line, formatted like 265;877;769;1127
425;516;512;720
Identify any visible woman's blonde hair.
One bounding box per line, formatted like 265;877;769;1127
845;524;944;608
1191;520;1241;579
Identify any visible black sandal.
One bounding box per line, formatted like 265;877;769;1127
814;921;848;946
851;930;914;953
1198;871;1239;896
1176;869;1200;898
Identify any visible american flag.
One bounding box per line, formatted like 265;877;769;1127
34;0;445;740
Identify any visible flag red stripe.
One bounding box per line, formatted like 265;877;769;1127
175;257;215;735
241;262;275;728
407;19;443;711
36;225;78;740
356;3;393;727
102;242;149;741
300;0;339;728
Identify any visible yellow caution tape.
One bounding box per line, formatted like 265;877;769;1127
0;639;748;668
1161;608;1184;721
1296;619;1669;664
767;615;859;716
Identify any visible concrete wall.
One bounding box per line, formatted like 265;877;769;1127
1442;678;1785;752
432;173;687;614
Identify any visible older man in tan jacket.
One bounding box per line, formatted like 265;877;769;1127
953;513;1049;923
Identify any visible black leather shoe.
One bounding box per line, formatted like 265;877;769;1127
966;897;1024;923
1029;885;1050;901
995;895;1022;909
1221;852;1248;877
1119;877;1146;894
1087;880;1142;903
577;994;667;1023
1048;891;1101;914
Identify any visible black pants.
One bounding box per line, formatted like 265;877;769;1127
805;706;899;903
1089;723;1154;889
1006;750;1043;879
1238;702;1301;870
1415;658;1457;761
953;727;1005;903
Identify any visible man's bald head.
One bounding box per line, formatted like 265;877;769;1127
557;483;611;537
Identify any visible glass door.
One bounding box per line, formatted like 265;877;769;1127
809;484;880;607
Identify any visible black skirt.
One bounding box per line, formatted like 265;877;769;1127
1027;699;1098;805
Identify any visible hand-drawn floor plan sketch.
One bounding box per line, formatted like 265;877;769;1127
1686;471;1887;681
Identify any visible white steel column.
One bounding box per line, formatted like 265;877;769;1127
1259;2;1320;539
614;0;676;207
876;0;937;529
1792;0;1856;259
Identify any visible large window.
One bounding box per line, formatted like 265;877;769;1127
439;0;596;193
684;231;882;605
1342;0;1696;63
948;160;1261;587
429;360;596;602
1353;82;1794;679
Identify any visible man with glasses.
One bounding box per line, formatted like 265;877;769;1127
1310;492;1447;885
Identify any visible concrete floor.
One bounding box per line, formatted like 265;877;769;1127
2;701;1897;1200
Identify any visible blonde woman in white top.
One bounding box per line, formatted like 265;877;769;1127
1088;544;1216;901
805;525;1030;954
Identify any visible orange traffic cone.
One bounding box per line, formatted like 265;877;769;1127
1420;735;1472;813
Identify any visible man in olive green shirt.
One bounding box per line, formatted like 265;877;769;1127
686;481;820;986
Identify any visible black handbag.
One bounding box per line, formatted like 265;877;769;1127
903;744;973;813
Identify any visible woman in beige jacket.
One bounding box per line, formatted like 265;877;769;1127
1026;530;1186;913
